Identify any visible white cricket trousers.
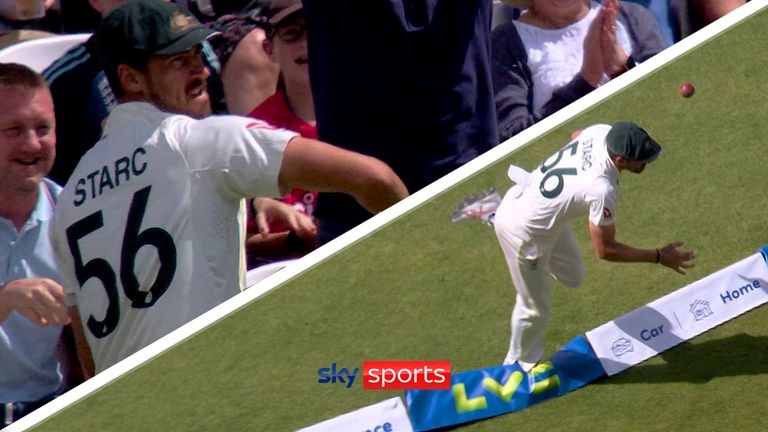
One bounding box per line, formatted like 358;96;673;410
493;192;586;369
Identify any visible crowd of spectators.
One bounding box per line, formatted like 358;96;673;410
0;0;748;426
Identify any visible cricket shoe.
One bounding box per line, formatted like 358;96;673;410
503;353;539;372
450;188;501;226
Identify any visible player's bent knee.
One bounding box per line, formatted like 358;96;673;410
554;268;586;288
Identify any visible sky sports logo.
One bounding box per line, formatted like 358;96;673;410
317;361;450;390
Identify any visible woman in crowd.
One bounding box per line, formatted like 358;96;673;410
493;0;665;141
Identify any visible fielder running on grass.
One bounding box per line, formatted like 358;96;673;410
454;121;695;370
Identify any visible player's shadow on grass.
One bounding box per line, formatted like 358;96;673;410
596;333;768;385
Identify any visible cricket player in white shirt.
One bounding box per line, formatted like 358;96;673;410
457;121;695;370
51;0;408;374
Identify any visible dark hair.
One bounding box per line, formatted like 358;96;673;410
0;63;48;91
101;55;149;99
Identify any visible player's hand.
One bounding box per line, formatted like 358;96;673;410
0;278;70;326
659;241;696;274
252;197;317;241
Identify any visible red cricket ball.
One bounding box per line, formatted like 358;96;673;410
679;82;695;98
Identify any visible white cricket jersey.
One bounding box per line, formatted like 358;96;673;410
52;102;297;372
509;124;619;242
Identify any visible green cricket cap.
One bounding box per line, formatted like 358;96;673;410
96;0;215;72
606;121;662;163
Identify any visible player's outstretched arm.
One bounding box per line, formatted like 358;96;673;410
658;241;697;274
588;222;696;273
278;137;409;214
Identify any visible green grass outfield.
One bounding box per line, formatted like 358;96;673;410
33;7;768;432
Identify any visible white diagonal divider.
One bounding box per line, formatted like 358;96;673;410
6;2;768;431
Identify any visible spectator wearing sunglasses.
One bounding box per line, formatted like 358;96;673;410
245;0;318;267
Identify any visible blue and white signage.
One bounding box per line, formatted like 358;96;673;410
586;251;768;376
404;336;606;431
296;397;412;432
